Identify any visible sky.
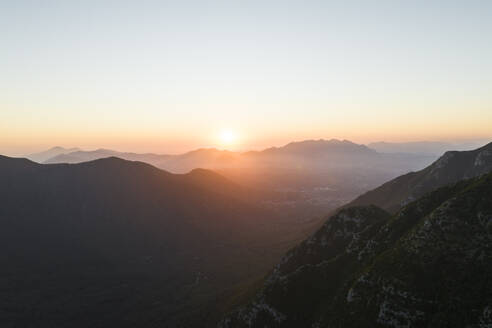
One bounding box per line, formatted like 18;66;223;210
1;0;491;155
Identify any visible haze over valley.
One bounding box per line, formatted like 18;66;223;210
24;139;439;219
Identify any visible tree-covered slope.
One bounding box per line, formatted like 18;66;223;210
220;172;492;327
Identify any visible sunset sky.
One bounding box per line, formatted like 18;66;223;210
1;0;491;155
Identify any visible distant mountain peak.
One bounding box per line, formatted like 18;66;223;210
254;139;372;158
26;146;81;163
285;138;353;146
93;148;116;153
275;138;375;156
187;147;222;154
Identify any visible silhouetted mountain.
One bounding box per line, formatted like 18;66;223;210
0;155;318;327
348;141;492;213
43;148;172;166
220;172;492;327
27;146;80;162
260;139;376;156
241;139;387;172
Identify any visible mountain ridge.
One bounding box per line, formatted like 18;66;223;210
219;171;492;327
218;142;492;327
26;146;81;162
0;154;316;327
347;141;492;213
38;139;402;167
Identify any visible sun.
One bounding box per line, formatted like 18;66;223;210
218;129;237;146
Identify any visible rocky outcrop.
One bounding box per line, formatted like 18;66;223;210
220;173;492;327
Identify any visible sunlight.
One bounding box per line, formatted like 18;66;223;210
218;129;237;146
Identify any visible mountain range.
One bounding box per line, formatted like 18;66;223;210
219;142;492;327
30;140;438;219
32;139;487;171
34;140;435;175
5;140;492;327
0;155;321;327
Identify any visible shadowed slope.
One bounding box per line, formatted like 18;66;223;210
0;155;304;328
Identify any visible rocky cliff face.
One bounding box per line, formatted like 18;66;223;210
220;172;492;327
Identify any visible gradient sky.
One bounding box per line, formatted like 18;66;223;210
1;0;491;155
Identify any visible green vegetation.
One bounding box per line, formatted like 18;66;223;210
220;173;492;327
